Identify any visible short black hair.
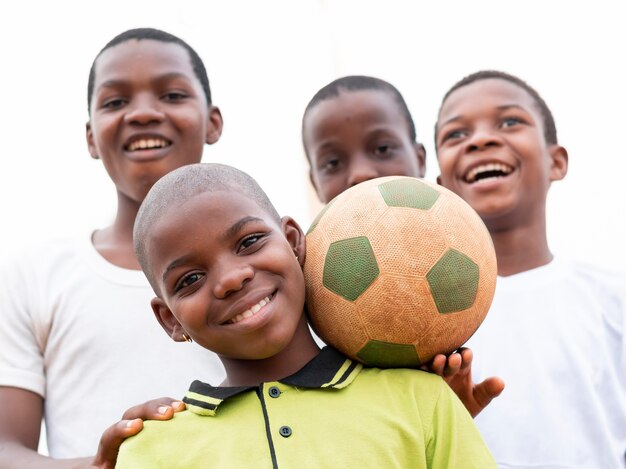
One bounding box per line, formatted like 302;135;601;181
134;163;280;294
87;27;212;113
436;70;557;146
302;75;417;159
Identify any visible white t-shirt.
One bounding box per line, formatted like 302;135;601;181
468;258;626;468
0;235;225;458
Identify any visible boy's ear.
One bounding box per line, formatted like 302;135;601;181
151;297;186;342
548;144;568;182
205;106;224;145
413;142;427;178
85;121;99;159
281;216;306;265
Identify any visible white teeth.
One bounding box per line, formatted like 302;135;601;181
465;163;513;183
229;296;271;324
127;138;168;152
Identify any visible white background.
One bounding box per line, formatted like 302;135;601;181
1;0;625;270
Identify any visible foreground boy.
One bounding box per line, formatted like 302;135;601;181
117;162;496;468
435;70;626;468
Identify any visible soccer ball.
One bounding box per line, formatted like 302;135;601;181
304;176;497;368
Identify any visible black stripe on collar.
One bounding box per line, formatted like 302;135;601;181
183;347;361;411
280;346;355;388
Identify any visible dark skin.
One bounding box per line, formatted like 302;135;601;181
434;78;569;417
435;78;568;276
147;191;319;386
0;37;222;469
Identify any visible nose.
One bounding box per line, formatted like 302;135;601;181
123;94;165;125
465;127;502;153
212;260;255;299
347;155;379;188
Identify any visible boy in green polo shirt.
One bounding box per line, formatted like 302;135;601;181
117;162;495;468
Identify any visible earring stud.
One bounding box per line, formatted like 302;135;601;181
182;333;192;343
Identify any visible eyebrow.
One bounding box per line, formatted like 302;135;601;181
97;72;194;93
438;104;528;129
225;216;264;240
162;254;195;284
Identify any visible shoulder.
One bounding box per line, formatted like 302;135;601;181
563;257;626;280
117;410;220;468
556;259;626;332
559;258;626;299
1;235;90;274
356;367;448;406
0;234;96;309
121;410;200;448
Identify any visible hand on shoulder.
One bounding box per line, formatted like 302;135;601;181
89;397;185;468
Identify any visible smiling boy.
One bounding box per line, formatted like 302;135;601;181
0;28;225;467
116;162;496;468
435;70;626;468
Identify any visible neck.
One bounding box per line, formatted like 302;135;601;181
219;315;321;387
92;192;142;270
487;212;552;276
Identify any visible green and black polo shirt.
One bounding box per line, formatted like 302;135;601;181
117;347;495;468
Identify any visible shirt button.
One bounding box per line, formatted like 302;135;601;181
268;386;281;398
279;426;292;438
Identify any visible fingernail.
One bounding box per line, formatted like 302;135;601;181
125;420;134;428
158;406;169;414
172;401;184;410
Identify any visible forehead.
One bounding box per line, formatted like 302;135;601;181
93;39;198;89
303;90;407;143
147;190;270;271
153;190;268;243
438;78;541;126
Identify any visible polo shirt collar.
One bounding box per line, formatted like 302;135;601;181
183;347;362;416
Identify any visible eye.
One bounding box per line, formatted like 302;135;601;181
239;233;266;252
441;129;466;143
101;98;126;110
318;156;341;173
374;143;393;156
501;117;523;128
163;91;188;102
174;272;204;292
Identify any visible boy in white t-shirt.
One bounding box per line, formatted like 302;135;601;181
435;70;626;468
0;28;225;467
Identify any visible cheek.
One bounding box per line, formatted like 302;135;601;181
91;119;117;151
178;109;209;135
436;154;455;179
317;178;341;204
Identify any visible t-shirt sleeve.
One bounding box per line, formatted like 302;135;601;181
0;253;46;396
425;381;496;468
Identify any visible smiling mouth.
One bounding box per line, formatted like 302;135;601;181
464;163;514;183
125;138;171;152
225;295;273;325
